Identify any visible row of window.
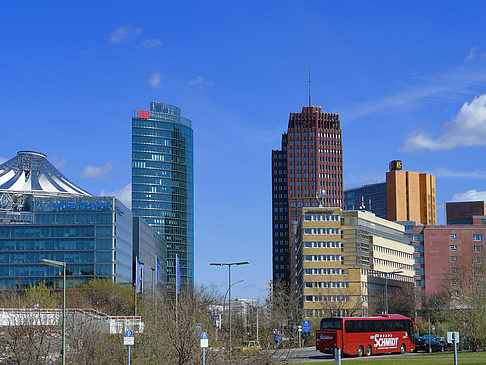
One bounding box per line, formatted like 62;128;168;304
451;256;483;264
304;254;341;262
304;228;340;235
288;132;341;139
373;246;412;260
450;233;483;241
372;258;412;271
450;244;483;252
305;281;349;288
304;214;340;222
304;241;340;248
305;295;348;302
304;268;343;275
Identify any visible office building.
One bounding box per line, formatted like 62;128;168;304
132;102;194;290
343;183;386;218
272;105;343;287
446;201;486;225
295;207;413;318
386;161;437;225
411;219;486;299
0;151;135;288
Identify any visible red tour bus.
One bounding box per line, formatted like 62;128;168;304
316;314;415;357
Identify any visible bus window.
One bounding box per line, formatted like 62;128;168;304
355;320;365;332
345;320;355;333
385;320;394;332
321;318;342;330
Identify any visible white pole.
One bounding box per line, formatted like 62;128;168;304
256;307;259;342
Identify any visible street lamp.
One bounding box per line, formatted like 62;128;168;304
223;280;244;315
210;262;249;353
40;258;66;365
384;267;404;314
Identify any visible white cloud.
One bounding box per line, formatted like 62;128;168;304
142;39;162;48
80;161;113;179
150;72;162;88
100;183;131;208
402;94;486;151
452;189;486;202
50;155;67;169
189;76;213;87
465;46;486;62
109;25;143;44
432;168;486;179
344;62;486;122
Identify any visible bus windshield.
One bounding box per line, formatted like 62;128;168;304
320;318;342;330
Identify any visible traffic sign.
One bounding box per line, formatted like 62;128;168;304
447;331;460;343
201;332;207;339
126;330;133;337
124;336;134;346
302;320;311;332
200;339;208;348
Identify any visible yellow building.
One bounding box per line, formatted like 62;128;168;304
295;208;414;318
386;167;437;225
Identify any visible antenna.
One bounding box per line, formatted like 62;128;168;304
308;67;311;107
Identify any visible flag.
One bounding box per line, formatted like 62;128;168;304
176;254;181;295
136;257;144;294
156;256;162;286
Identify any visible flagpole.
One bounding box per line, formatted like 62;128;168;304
135;256;138;317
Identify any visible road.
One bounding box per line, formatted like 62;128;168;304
271;347;424;363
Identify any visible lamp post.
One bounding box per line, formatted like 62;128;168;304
223;280;244;315
384;267;404;314
40;258;66;365
210;262;249;355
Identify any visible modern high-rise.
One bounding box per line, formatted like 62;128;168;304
272;105;343;287
386;161;437;225
132;102;194;290
343;183;386;219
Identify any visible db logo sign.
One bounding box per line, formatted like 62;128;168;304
138;110;149;119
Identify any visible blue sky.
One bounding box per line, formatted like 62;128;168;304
2;1;486;299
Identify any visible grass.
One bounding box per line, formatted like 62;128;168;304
294;352;486;364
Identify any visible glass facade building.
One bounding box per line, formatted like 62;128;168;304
0;195;133;289
132;101;194;290
343;183;387;219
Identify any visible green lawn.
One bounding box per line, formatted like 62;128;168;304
295;352;486;364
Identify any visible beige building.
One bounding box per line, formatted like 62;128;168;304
386;168;437;225
295;208;413;318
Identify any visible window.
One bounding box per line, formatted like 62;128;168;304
476;256;483;264
414;257;424;265
474;245;483;253
450;256;457;262
450;233;457;240
451;267;457;274
474;234;483;242
450;244;457;251
451;279;458;285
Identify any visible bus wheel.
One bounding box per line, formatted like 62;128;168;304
365;345;372;356
400;344;406;354
357;346;364;357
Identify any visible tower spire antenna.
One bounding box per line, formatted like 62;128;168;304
308;67;311;107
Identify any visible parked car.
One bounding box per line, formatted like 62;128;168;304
235;341;262;353
415;336;445;353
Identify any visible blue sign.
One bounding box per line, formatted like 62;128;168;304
303;320;310;332
126;330;133;337
201;332;207;339
52;201;111;210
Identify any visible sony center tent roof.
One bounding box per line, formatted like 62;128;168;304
0;151;91;196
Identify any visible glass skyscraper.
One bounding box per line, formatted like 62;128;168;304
132;102;194;290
